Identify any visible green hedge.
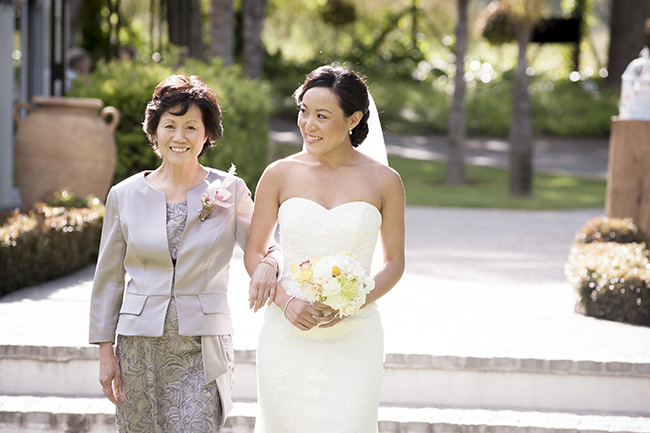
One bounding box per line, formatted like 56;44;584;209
68;58;271;192
0;197;104;296
566;216;650;326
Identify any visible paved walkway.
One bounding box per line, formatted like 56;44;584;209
1;207;649;364
1;125;649;364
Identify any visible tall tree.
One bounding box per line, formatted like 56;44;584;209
503;0;546;197
210;0;235;64
605;0;649;87
68;0;82;51
166;0;204;60
242;0;267;78
79;0;110;63
445;0;470;185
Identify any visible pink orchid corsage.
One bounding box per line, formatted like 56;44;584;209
198;164;237;224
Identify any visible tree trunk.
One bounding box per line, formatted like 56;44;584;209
509;23;534;197
411;0;419;52
445;0;470;185
80;0;109;62
210;0;235;64
605;0;649;87
106;0;122;60
242;0;267;78
166;0;204;60
68;0;82;51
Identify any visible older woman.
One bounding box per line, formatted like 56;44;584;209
89;74;278;432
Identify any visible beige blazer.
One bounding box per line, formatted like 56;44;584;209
89;167;257;344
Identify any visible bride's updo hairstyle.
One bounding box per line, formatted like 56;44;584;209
293;65;370;147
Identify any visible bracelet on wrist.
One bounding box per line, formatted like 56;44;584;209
260;257;278;275
283;295;296;319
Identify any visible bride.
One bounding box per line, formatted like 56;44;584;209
244;65;405;432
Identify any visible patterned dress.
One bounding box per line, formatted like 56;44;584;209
115;201;234;432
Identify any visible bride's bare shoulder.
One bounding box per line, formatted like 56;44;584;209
358;155;402;184
261;151;308;178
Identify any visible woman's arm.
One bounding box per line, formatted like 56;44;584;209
89;189;128;344
319;167;405;328
89;188;128;403
244;164;282;312
234;177;279;310
365;168;406;304
245;161;331;329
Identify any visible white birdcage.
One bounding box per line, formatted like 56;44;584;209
619;46;650;121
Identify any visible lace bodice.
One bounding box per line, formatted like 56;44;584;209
278;197;382;300
166;200;188;261
166;200;187;295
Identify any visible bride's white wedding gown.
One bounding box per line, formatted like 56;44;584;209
255;197;384;433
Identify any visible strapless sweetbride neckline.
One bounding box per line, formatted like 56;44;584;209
277;196;382;302
279;196;382;221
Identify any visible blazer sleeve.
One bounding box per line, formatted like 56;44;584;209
89;188;128;344
234;177;254;252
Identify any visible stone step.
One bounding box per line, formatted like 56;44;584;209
2;345;650;416
1;395;650;433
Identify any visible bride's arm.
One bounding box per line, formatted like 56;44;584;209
365;168;406;304
318;167;405;328
244;161;328;330
244;164;282;312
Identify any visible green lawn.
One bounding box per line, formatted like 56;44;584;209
390;157;605;210
272;144;606;210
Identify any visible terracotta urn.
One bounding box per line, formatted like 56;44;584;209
13;96;119;209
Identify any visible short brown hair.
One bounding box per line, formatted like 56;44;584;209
143;75;223;158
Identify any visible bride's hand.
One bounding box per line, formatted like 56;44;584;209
285;298;326;331
312;302;346;328
248;262;278;312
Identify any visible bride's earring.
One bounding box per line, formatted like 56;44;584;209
349;128;353;135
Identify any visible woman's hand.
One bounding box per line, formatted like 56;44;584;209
248;260;278;312
98;343;125;405
284;298;327;331
312;302;346;328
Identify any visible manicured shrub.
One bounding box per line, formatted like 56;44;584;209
46;189;92;209
566;217;650;326
574;215;647;244
0;196;104;296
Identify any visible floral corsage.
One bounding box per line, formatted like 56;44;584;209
198;164;237;223
290;251;375;318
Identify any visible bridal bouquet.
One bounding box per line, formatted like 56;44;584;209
290;251;375;318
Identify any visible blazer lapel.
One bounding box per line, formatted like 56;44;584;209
133;175;174;266
181;169;230;243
